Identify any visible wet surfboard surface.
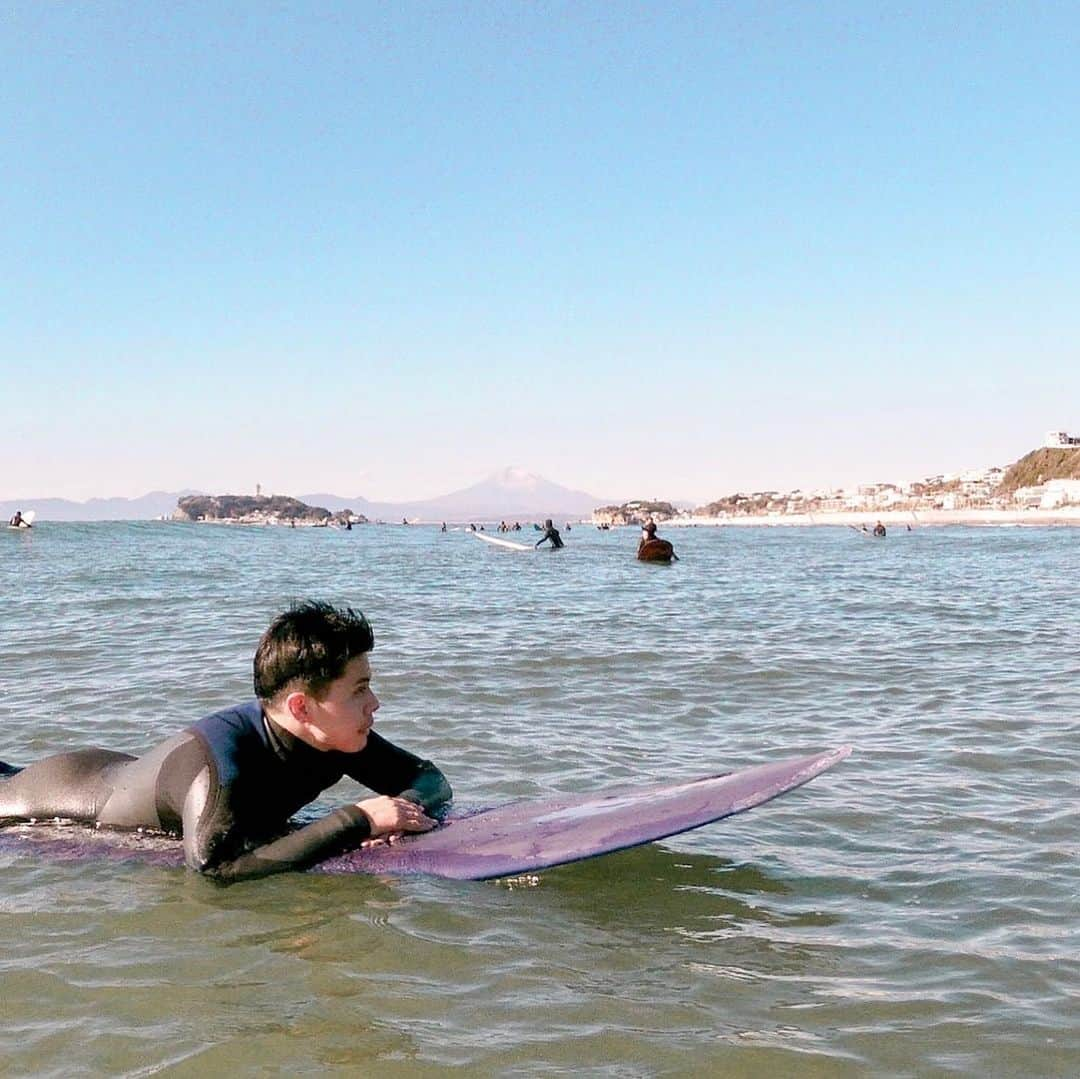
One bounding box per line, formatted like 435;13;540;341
471;531;533;551
0;747;851;881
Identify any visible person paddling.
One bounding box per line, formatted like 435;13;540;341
0;602;451;882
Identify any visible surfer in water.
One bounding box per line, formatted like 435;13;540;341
535;519;564;549
9;510;24;527
873;521;887;537
638;520;678;562
0;602;451;883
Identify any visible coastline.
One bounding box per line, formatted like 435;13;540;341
666;507;1080;528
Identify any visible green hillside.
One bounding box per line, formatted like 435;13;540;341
998;447;1080;493
174;494;331;521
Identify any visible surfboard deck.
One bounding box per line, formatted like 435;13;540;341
638;538;675;562
471;531;533;552
0;747;850;881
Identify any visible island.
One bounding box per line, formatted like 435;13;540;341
172;494;365;527
592;500;679;527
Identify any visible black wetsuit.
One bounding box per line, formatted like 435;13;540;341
0;700;450;882
535;526;564;549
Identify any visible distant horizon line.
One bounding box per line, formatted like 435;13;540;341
2;441;1062;510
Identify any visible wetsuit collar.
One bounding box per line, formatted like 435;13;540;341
263;706;349;765
262;711;310;762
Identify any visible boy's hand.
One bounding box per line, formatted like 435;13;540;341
356;795;436;837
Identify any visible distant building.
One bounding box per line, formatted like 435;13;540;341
1011;481;1080;509
1039;479;1080;508
1045;430;1080;448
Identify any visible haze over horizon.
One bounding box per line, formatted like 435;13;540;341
0;437;1051;515
3;6;1076;505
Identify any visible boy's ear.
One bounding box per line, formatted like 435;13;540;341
284;690;312;725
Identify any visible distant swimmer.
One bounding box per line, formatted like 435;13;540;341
8;510;26;528
637;519;678;563
873;521;887;537
440;522;447;533
535;519;564;549
0;602;452;883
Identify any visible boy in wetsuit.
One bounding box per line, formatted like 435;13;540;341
0;602;451;882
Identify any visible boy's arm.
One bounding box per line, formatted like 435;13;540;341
179;764;377;883
345;731;453;815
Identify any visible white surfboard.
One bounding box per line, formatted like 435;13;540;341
472;531;533;552
7;510;35;530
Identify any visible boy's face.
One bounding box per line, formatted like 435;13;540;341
304;653;380;753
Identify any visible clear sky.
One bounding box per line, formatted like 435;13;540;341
2;3;1077;504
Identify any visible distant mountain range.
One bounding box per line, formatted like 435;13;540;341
1;470;609;523
0;490;203;522
302;468;605;523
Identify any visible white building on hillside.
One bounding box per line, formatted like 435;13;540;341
1045;430;1080;448
1040;479;1080;507
1014;479;1080;508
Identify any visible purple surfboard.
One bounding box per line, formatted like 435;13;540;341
0;747;850;880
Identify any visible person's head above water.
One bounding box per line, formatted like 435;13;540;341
254;601;374;705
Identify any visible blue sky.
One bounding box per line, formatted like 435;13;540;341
2;3;1077;503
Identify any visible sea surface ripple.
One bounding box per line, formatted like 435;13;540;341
1;521;1077;1076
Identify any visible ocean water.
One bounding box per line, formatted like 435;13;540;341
1;521;1077;1077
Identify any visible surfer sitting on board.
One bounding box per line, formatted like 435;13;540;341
535;519;564;549
9;510;24;527
0;602;451;883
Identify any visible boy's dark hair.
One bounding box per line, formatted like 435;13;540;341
253;601;374;702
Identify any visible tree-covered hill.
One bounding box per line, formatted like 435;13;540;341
174;494;332;521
